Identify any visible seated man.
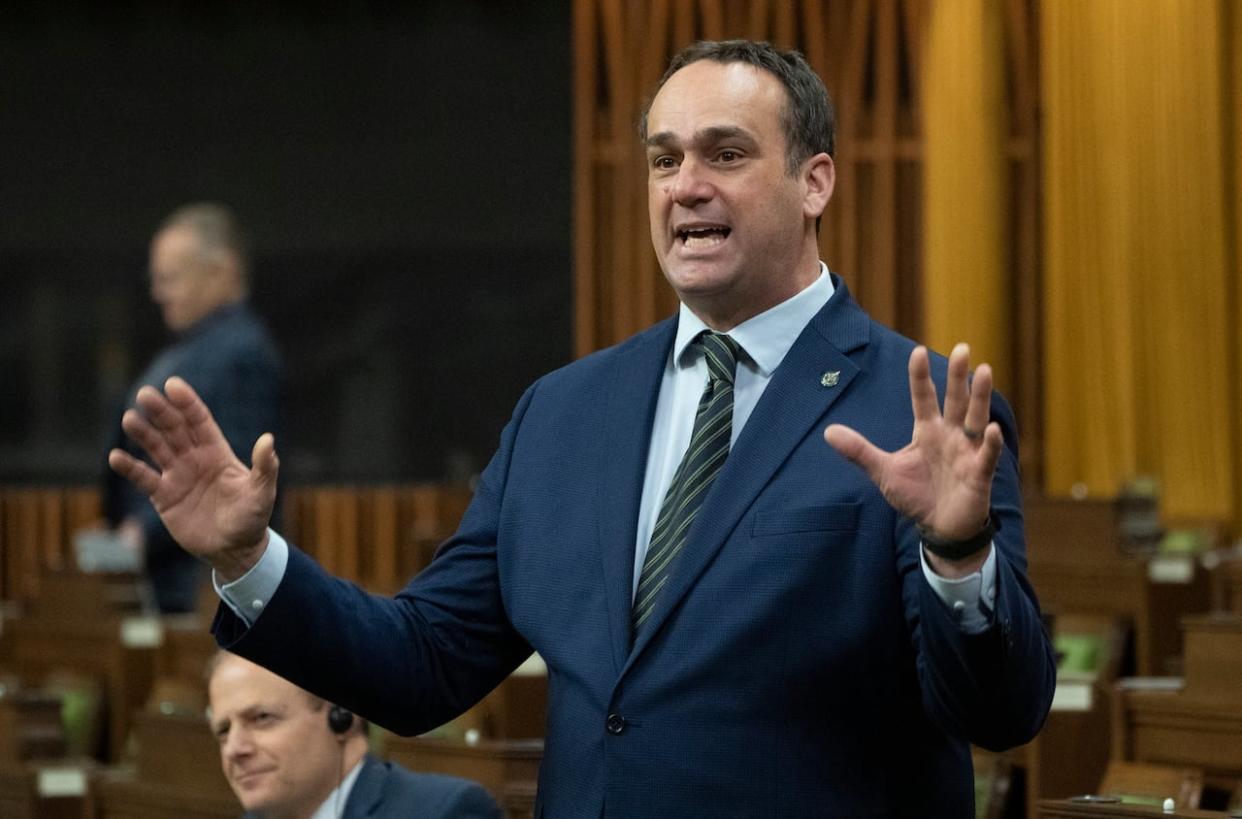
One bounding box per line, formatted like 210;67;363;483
207;651;501;819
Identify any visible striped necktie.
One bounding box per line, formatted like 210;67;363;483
633;331;741;634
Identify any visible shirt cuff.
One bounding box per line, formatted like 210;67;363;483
213;529;289;626
920;543;997;634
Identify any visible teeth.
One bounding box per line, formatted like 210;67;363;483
683;231;727;248
678;227;729;243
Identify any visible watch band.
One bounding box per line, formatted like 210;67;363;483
919;516;996;561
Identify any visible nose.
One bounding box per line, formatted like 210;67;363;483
222;727;254;762
670;158;715;207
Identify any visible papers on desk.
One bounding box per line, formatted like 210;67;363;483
1147;555;1194;584
1115;676;1185;692
73;527;141;573
37;765;88;797
1051;671;1095;712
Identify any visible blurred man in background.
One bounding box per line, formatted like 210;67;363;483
103;202;283;613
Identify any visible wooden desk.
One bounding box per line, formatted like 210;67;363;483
92;710;237;819
1213;554;1242;614
6;612;157;762
0;688;66;762
1040;798;1237;818
1025;497;1212;676
1112;615;1242;799
1011;615;1128;816
148;615;215;718
384;735;543;805
0;760;93;819
1019;693;1114;815
93;775;239;819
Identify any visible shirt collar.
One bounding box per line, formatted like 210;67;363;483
672;263;835;376
309;757;366;819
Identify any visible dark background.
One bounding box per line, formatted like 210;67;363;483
0;1;573;484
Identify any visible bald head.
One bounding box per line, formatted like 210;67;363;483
149;203;249;332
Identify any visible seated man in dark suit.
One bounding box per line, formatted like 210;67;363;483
207;651;500;819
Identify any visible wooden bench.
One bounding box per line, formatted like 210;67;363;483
1025;496;1214;677
92;709;237;819
1011;614;1130;816
1112;614;1242;806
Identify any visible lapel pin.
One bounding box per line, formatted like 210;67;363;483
820;371;840;388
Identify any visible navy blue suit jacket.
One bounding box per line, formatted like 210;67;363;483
216;277;1054;817
106;301;283;613
240;756;499;818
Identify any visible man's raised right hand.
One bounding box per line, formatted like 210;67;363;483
108;376;278;582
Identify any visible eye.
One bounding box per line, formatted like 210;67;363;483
651;155;677;170
718;149;740;163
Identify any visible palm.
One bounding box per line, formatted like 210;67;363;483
825;344;1001;542
109;377;278;576
153;447;268;557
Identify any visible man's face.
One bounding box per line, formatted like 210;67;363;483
208;655;343;818
149;226;224;332
646;60;830;328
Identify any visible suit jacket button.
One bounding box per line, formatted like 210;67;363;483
606;713;627;735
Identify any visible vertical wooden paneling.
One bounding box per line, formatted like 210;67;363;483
572;0;598;352
1005;0;1043;481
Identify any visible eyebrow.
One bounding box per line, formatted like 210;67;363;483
645;125;755;150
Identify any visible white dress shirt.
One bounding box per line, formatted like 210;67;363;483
220;263;994;631
309;757;364;819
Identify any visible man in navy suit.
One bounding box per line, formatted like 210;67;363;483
113;40;1055;817
208;651;500;818
103;202;283;613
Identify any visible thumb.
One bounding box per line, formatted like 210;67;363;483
250;433;280;488
824;423;887;482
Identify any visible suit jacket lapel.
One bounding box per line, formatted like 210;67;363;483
626;278;872;666
341;755;384;818
596;319;677;675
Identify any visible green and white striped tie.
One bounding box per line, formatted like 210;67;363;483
633;331;741;633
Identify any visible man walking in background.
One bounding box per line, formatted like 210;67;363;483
104;203;283;613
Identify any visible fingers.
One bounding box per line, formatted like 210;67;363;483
824;423;888;483
108;448;162;496
134;385;195;454
942;343;971;426
120;408;178;470
250;433;280;488
912;342;995;444
963;362;994;439
974;421;1005;480
907;346;939;424
164;377;221;447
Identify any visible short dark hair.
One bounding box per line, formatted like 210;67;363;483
640;39;836;174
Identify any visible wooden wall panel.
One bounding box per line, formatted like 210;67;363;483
0;484;470;605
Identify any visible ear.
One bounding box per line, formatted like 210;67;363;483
802;153;835;220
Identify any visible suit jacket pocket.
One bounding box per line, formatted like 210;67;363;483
751;502;861;537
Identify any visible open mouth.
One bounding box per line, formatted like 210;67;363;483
677;226;731;248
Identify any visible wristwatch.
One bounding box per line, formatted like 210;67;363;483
919;516;996;561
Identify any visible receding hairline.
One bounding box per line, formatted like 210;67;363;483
204;650;325;711
156;202;250;281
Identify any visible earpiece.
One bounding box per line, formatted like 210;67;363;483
327;705;354;735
